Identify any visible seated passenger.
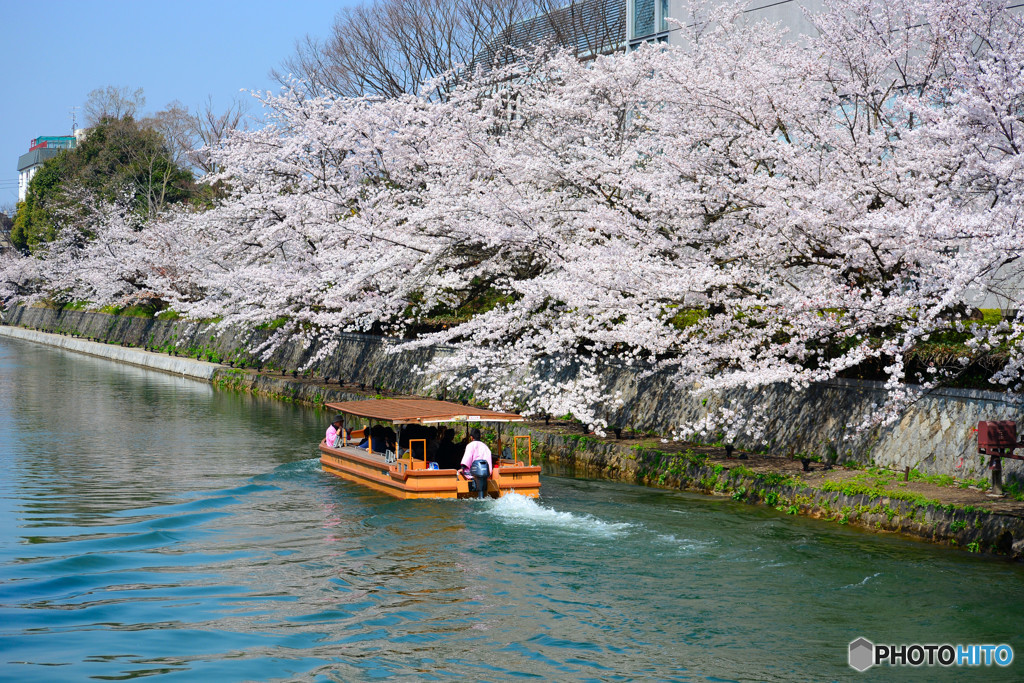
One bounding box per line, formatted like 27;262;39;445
356;424;371;449
453;434;468;462
426;426;440;462
325;415;345;448
406;431;430;461
370;424;396;453
401;424;425;450
436;430;459;469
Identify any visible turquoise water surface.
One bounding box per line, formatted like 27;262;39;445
0;337;1021;682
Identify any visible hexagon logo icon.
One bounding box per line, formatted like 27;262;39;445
849;637;874;672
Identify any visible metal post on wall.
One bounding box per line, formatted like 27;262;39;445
991;455;1004;496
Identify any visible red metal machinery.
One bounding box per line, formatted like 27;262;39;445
976;420;1024;495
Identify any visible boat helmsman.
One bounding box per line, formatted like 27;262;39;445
460;428;492;477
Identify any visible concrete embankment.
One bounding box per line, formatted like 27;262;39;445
4;315;1024;559
0;325;221;380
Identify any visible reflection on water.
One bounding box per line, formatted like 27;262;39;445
1;336;1022;681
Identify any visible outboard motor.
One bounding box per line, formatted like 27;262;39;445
469;459;490;499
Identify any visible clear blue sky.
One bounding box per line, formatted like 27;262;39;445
0;0;361;208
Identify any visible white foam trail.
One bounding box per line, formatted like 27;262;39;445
655;533;713;553
486;493;633;537
841;572;882;589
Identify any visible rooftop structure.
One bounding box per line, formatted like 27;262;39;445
27;135;77;152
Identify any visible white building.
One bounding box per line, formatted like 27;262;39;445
478;1;826;73
627;0;824;48
16;130;86;202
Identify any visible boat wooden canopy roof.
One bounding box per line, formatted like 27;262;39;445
325;398;524;425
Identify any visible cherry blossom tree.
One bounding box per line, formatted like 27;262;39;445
5;0;1024;441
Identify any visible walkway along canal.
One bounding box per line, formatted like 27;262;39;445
3;322;1024;560
1;331;1023;681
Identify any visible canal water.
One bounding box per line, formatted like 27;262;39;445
0;336;1021;682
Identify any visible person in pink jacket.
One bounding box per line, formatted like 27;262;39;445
460;428;492;476
325;415;344;448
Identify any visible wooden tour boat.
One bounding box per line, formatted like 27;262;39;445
319;398;541;499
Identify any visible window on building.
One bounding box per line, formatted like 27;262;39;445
629;0;670;48
633;0;654;37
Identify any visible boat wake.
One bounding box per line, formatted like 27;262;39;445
252;457;323;483
484;493;633;537
655;533;715;554
840;572;882;589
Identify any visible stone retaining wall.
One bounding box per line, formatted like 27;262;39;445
4;305;1022;482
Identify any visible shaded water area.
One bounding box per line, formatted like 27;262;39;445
0;337;1021;682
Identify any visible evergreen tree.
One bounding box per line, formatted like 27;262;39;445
11;116;195;252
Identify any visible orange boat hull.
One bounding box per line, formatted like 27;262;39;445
319;441;541;499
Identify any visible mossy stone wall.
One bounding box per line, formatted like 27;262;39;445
5;305;1022;482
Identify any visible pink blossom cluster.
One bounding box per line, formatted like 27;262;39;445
4;0;1024;438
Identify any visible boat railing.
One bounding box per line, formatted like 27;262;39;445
513;435;532;467
409;439;428;468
